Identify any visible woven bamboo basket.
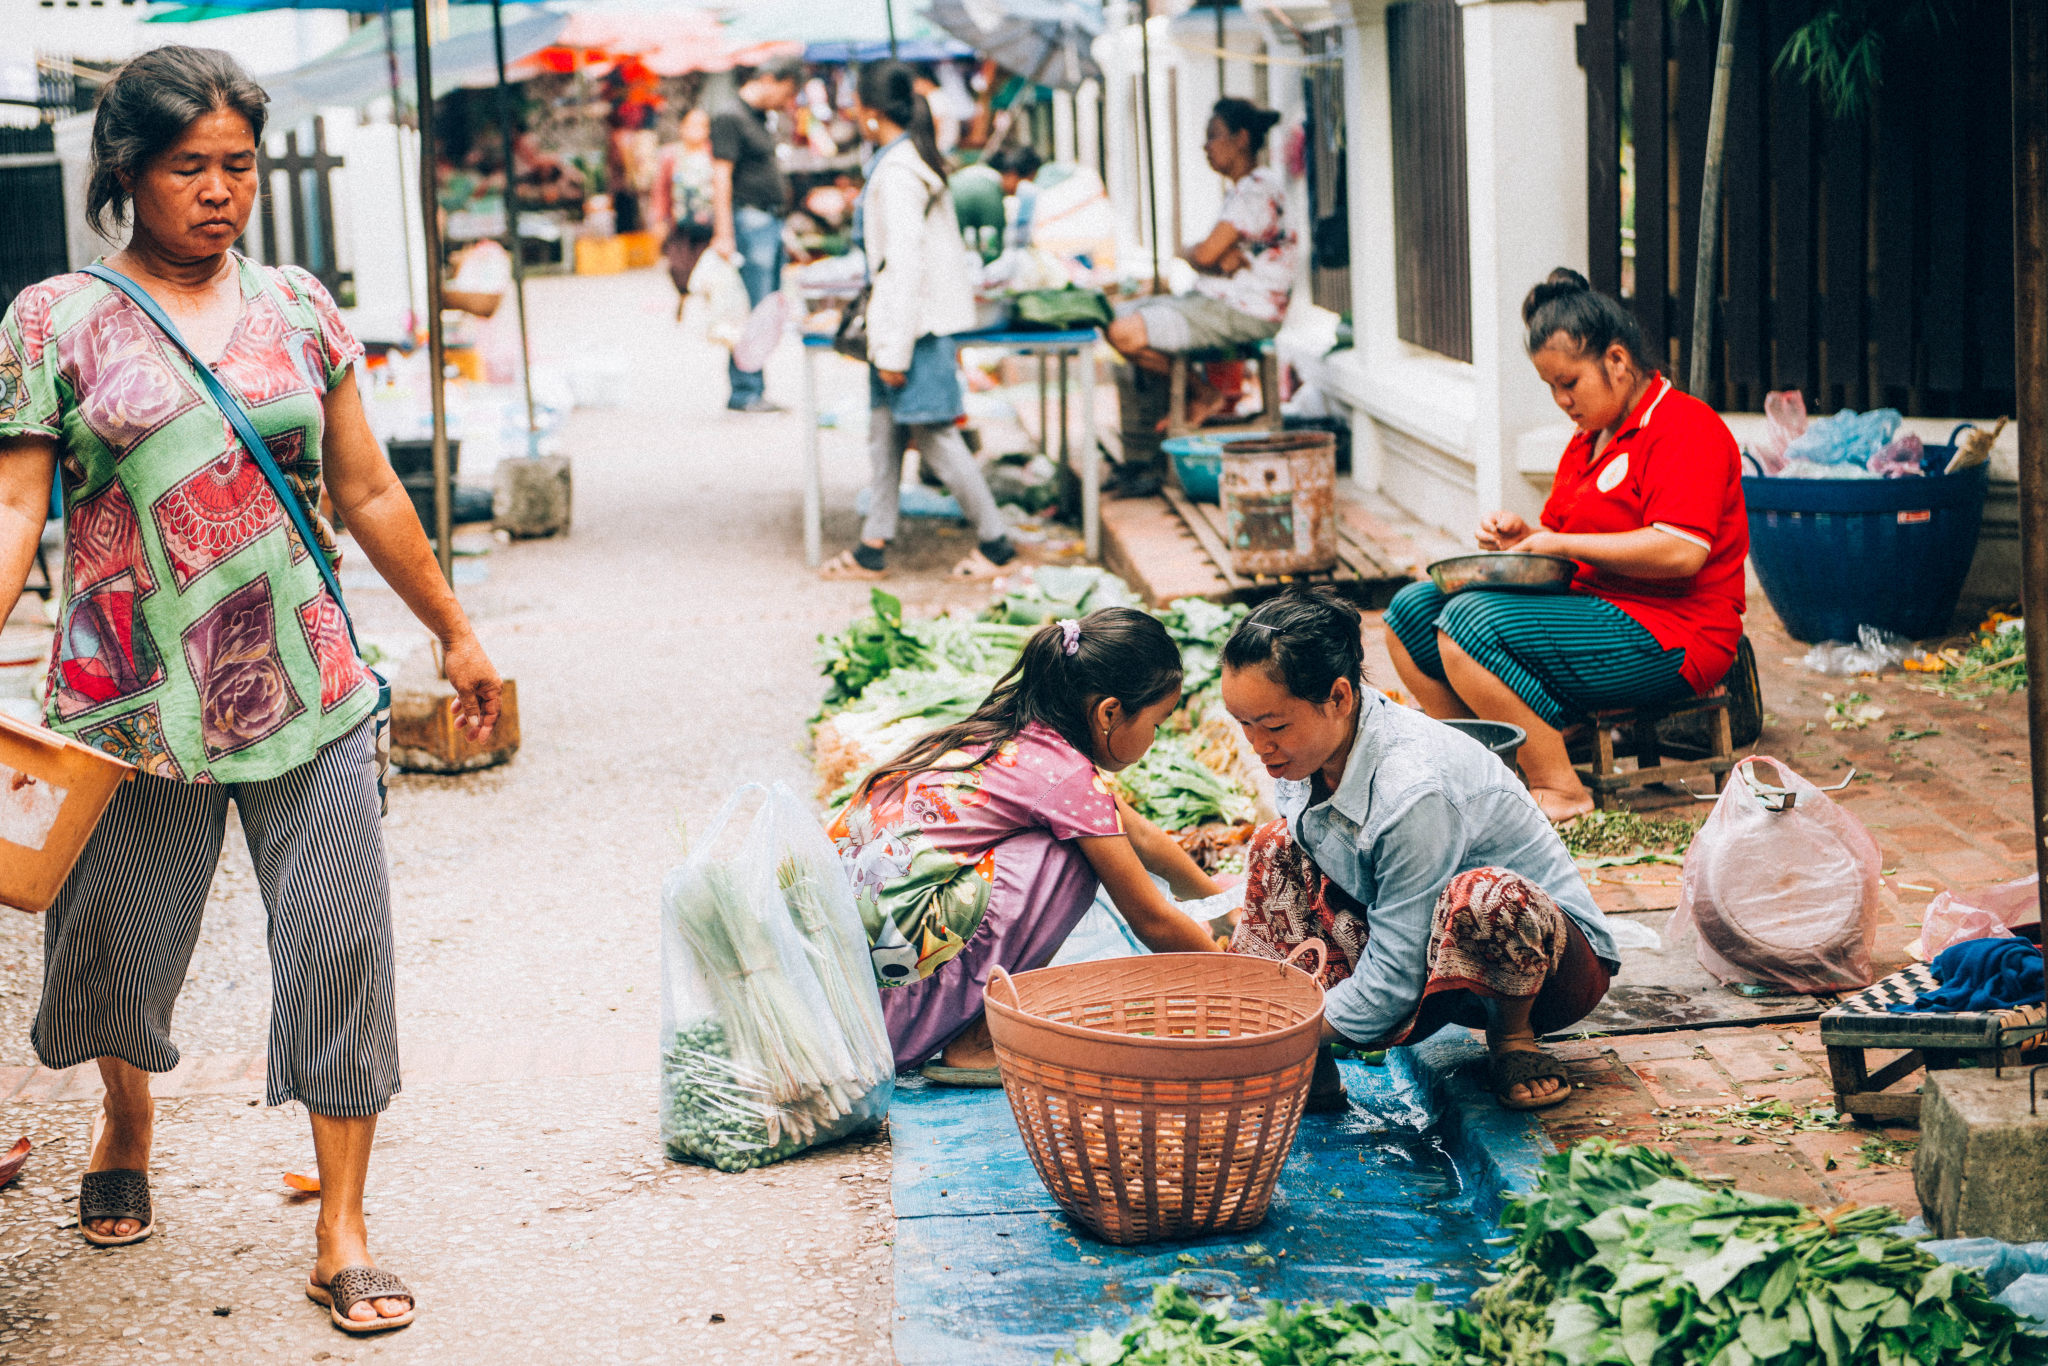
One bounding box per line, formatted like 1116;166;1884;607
982;946;1326;1245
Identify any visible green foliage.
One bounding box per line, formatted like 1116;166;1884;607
815;590;930;707
1560;809;1704;860
1062;1140;2048;1365
1156;598;1250;699
1674;0;1976;120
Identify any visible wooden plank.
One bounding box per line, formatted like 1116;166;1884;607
1821;111;1866;400
1628;0;1668;364
1871;67;1920;394
1583;0;1623;299
1968;2;2015;401
1837;1091;1923;1120
1161;485;1247;593
1722;0;1765;402
1674;5;1713;390
1765;0;1813;393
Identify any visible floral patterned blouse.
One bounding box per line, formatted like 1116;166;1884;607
0;255;375;783
1191;165;1298;324
828;721;1124;988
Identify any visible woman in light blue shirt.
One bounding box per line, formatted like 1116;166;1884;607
1217;588;1619;1111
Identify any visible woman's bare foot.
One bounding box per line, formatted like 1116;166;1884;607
312;1233;411;1326
1530;785;1595;823
939;1016;998;1070
1153;381;1237;432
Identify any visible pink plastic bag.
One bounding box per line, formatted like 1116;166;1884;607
1911;875;2040;961
1748;390;1809;475
1669;756;1880;994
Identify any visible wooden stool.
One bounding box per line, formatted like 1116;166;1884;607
1166;342;1284;439
1821;959;2048;1120
1569;634;1761;809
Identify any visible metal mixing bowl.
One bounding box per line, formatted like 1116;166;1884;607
1426;553;1578;596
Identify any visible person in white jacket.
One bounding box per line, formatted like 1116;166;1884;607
819;61;1016;582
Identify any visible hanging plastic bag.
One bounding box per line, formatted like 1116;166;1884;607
1912;874;2041;961
684;250;751;351
1749;390;1808;474
1668;757;1880;994
660;783;893;1172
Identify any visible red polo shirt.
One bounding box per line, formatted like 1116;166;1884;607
1541;375;1748;694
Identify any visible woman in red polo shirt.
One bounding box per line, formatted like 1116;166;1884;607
1381;268;1747;821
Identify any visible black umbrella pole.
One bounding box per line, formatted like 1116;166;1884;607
412;0;453;584
492;0;539;458
2012;0;2048;922
886;0;899;59
382;0;418;326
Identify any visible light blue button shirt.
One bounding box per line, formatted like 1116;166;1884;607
1275;690;1619;1046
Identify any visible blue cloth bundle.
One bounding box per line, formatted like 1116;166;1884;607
1889;936;2045;1014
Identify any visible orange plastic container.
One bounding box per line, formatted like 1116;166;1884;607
0;711;135;913
983;945;1326;1244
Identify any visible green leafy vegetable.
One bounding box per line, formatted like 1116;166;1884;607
1108;737;1252;832
1062;1140;2048;1366
1157;598;1250;697
815;589;929;707
1562;809;1704;860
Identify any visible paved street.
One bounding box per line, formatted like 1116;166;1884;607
0;267;929;1364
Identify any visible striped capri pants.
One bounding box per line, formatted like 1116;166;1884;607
1381;580;1694;729
32;718;399;1117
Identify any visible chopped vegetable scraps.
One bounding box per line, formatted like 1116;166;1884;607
1561;809;1704;860
1909;610;2028;699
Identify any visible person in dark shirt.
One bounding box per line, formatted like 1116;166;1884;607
709;57;802;412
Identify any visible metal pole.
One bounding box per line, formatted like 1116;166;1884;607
492;0;540;459
1686;0;1739;397
886;0;899;59
1214;0;1225;96
382;0;418;329
1138;0;1162;292
412;0;453;584
2011;0;2048;921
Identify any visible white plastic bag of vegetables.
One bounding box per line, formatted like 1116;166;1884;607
660;783;894;1171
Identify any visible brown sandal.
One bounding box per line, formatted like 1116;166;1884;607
78;1169;155;1247
1489;1048;1572;1111
307;1265;417;1334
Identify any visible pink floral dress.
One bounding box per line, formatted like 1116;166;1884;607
828;720;1123;1068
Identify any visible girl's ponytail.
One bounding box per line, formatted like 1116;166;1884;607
857;60;949;179
858;607;1183;800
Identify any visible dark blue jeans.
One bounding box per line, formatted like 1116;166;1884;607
728;206;784;408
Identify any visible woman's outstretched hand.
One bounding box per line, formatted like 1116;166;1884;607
440;632;502;742
1475;510;1532;551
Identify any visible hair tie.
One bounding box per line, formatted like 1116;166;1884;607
1059;620;1082;656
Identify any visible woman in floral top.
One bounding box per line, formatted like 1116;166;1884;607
0;47;499;1333
829;609;1223;1083
1106;98;1298;435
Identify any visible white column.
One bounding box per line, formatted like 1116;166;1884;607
1337;0;1398;372
1458;0;1588;524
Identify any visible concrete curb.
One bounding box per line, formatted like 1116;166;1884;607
1392;1034;1557;1217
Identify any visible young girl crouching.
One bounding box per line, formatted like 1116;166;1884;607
828;608;1223;1084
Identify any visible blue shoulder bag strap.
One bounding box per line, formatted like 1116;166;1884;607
84;263;392;803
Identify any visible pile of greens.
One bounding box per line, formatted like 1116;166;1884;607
1063;1141;2048;1366
1109;737;1253;832
1562;809;1704;861
1907;610;2027;700
981;565;1142;626
815;589;1034;710
1158;598;1250;698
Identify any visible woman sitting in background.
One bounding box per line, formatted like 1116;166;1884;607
1381;270;1747;822
1105;98;1296;433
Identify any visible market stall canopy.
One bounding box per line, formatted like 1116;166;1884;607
523;9;791;77
924;0;1101;88
154;4;566;129
721;0;972;63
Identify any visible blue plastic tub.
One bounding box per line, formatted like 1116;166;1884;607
1161;431;1269;503
1743;449;1988;643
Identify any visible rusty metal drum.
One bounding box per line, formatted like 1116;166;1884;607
1218;431;1338;576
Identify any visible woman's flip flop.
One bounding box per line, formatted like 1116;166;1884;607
946;551;1005;582
819;549;887;581
307;1265;417;1334
1489;1048;1572;1111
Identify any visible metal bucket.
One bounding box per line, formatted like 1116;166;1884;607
1219;431;1338;576
0;712;135;914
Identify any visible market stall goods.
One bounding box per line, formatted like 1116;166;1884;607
660;784;892;1172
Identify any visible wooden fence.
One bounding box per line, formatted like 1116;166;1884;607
1583;0;2015;416
1387;0;1471;364
244;117;354;307
0;125;69;318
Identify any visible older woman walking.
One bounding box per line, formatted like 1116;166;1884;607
0;47;500;1333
